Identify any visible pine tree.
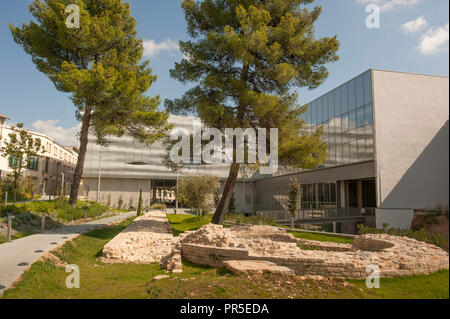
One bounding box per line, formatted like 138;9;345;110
10;0;170;207
167;0;338;224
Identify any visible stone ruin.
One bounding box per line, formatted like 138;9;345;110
101;212;449;279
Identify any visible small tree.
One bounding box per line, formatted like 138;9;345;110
0;123;44;203
118;196;123;210
22;175;40;200
177;175;220;216
137;189;143;216
107;193;111;208
129;197;134;210
287;178;301;229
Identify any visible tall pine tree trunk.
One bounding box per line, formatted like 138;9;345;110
211;163;240;225
69;104;92;207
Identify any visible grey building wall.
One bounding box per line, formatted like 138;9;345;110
82;115;250;211
372;70;449;228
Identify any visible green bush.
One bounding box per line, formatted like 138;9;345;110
150;203;166;210
357;224;449;251
0;199;108;223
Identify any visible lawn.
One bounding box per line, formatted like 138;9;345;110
289;231;354;244
1;214;448;299
166;213;212;236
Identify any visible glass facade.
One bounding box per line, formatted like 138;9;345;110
301;70;374;167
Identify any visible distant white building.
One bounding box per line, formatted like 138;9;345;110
0;114;78;195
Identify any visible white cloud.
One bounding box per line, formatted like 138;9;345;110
401;16;428;34
417;23;449;55
31;120;80;146
143;38;180;58
356;0;420;11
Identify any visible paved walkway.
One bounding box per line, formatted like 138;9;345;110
0;211;137;295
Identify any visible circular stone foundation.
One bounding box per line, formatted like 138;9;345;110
178;224;449;279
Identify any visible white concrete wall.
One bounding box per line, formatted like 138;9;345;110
82;177;152;209
375;208;414;230
373;70;449;228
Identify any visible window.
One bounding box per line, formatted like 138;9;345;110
328;140;336;165
349;110;356;130
307;103;312;126
364;103;373;126
27;156;39;171
356;106;365;128
334;87;341;116
341;113;349;132
317;97;323;124
311;100;316;125
328;91;334;121
356;75;364;107
348;79;356;111
342;143;350;164
350;139;357;163
341;84;348;114
335;142;342;165
9;155;21;168
363;71;372;105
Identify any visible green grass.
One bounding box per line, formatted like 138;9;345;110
0;230;30;244
2;214;448;299
166;214;212;236
289;231;354;244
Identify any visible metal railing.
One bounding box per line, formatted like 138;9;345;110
256;207;364;222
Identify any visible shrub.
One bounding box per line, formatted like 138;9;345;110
150;203;166;210
0;199;108;223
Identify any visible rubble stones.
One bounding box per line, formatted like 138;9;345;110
101;215;449;279
223;260;295;275
179;224;449;279
101;212;182;273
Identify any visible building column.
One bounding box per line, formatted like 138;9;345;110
357;180;363;209
339;181;346;208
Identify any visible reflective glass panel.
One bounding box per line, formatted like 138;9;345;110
349;110;356;130
341;84;348;114
317;98;323;124
334;87;341;116
341;113;349;132
321;95;327;123
357;139;366;161
350;139;357;163
348;79;356;111
335;142;342;165
356;106;365;127
364;103;373;126
356;75;364;107
364;71;372;104
342;143;350;164
328;91;334;120
311;100;316;124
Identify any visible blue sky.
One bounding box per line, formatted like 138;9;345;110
0;0;448;145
